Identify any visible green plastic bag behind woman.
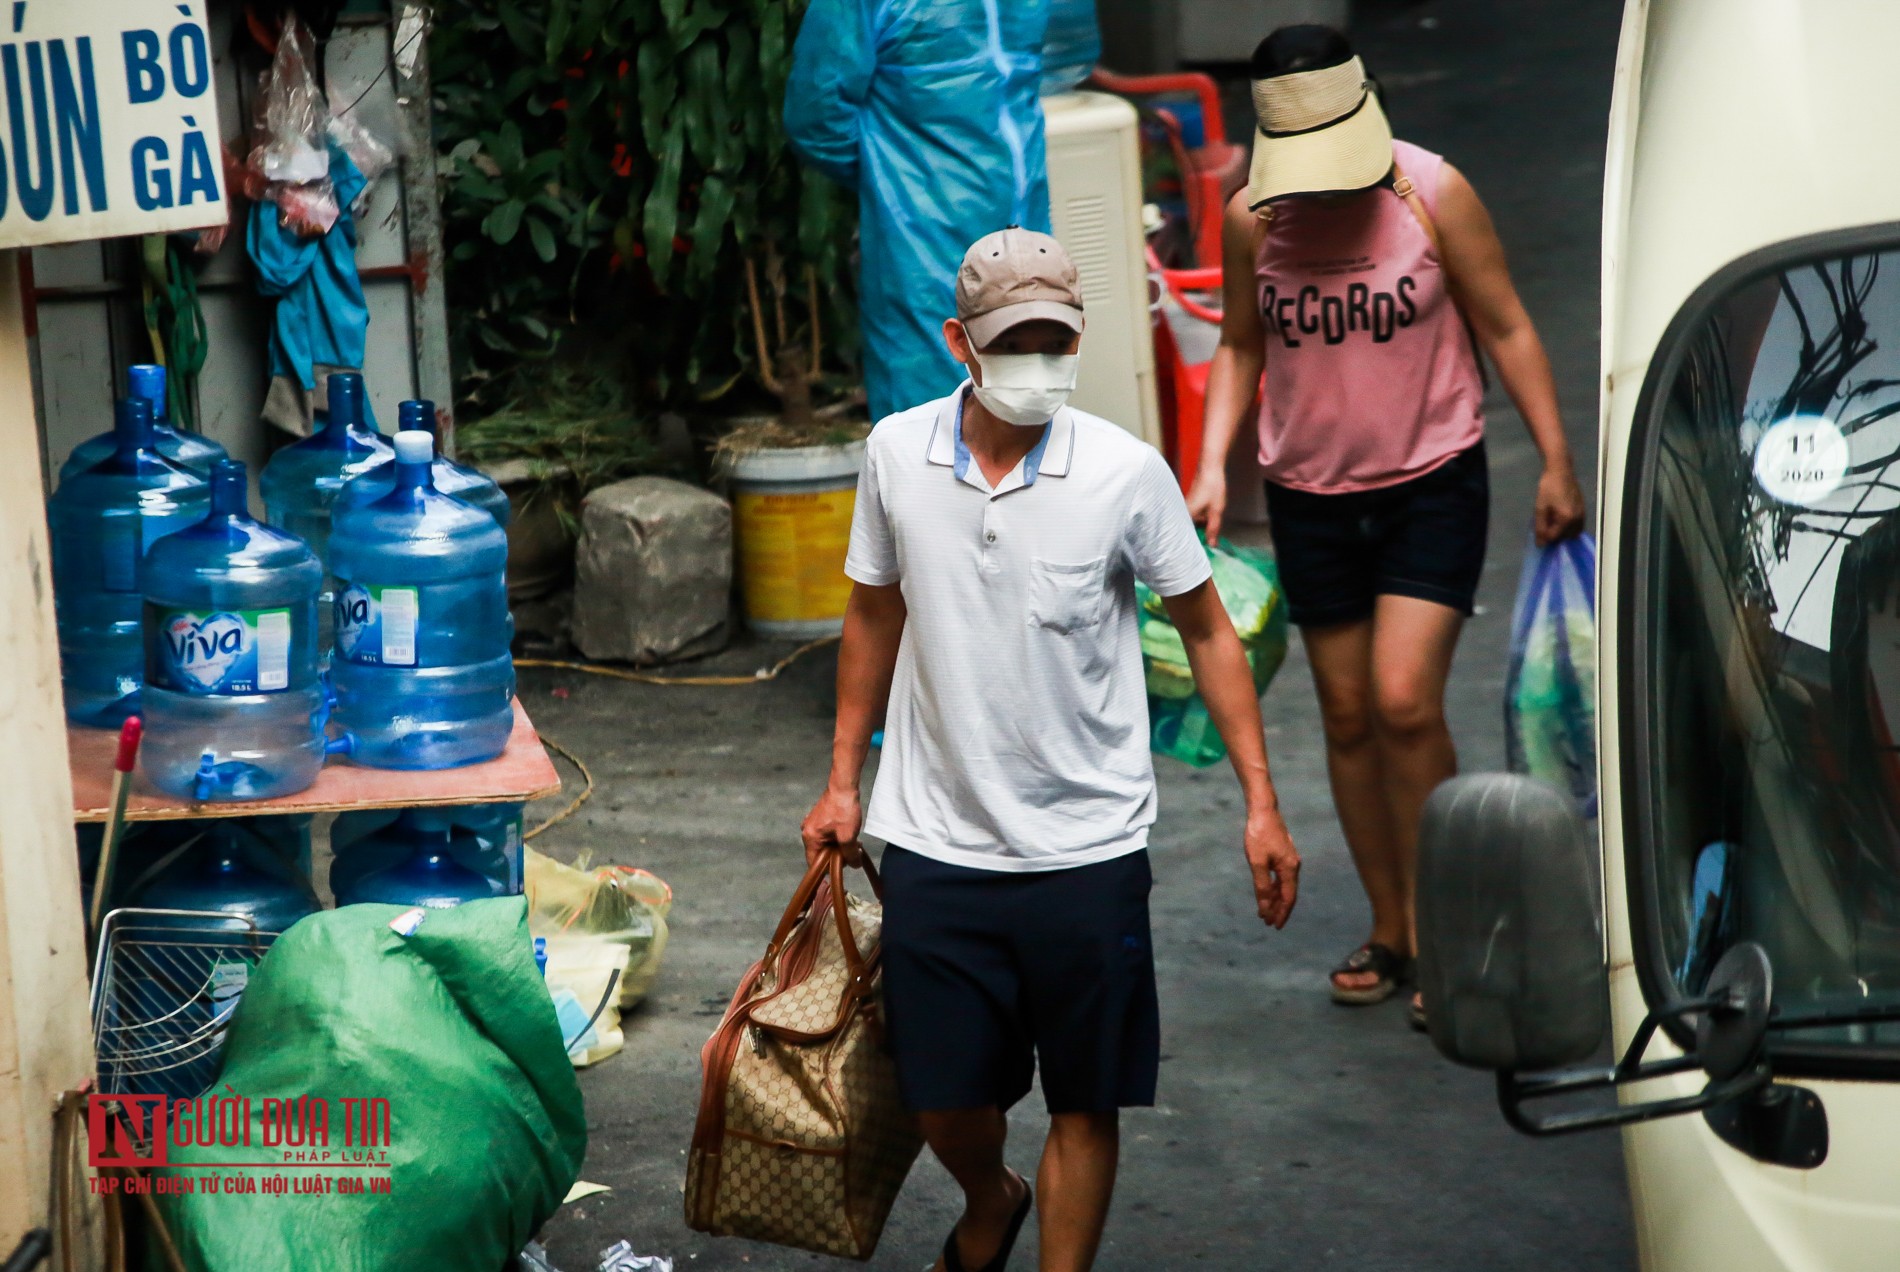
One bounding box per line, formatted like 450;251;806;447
1138;538;1290;767
153;899;585;1271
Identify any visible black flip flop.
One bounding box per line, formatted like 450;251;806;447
1329;942;1413;1006
941;1170;1033;1272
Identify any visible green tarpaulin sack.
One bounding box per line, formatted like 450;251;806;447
153;898;586;1271
1138;538;1290;767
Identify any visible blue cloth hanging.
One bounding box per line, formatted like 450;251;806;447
247;144;371;400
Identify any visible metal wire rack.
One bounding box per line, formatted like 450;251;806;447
90;908;283;1105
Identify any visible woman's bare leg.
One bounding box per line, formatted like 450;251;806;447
1366;594;1467;956
1302;619;1409;992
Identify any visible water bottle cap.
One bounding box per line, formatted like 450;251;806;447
127;365;167;415
397;400;436;435
394;431;434;465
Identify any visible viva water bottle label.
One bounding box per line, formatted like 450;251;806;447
334;582;419;666
147;605;294;694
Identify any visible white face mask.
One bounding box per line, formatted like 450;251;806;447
968;348;1080;427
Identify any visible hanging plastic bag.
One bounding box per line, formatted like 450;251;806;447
1504;532;1598;818
1138;538;1290;767
328;93;397;193
247;17;395;236
248;17;339;235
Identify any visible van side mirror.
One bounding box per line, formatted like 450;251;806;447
1416;773;1606;1070
1416;774;1824;1165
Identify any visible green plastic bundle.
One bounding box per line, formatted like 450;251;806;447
1138;539;1290;767
152;899;585;1271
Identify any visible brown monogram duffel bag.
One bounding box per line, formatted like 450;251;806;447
684;849;922;1259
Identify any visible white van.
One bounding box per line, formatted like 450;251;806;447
1417;3;1900;1268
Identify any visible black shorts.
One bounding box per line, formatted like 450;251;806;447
878;845;1160;1115
1263;441;1490;627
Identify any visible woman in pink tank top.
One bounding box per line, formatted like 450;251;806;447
1188;27;1586;1021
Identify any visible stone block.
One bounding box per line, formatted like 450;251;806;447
571;476;732;663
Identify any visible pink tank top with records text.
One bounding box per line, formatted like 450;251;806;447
1253;140;1485;494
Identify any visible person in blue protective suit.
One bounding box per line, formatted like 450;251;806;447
784;0;1054;425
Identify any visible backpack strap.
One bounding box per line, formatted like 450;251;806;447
1391;162;1444;256
1395;158;1491;389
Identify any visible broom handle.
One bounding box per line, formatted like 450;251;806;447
88;718;143;943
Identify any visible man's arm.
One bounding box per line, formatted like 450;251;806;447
802;581;906;867
1159;581;1300;928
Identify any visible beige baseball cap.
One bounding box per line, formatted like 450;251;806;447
955;227;1086;347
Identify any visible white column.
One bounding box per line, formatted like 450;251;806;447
0;247;98;1264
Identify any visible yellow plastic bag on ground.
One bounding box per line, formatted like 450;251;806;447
525;849;673;1067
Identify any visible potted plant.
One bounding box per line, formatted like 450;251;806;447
710;242;868;638
455;366;667;602
432;1;866;628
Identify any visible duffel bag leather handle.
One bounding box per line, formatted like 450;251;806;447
762;853;834;970
828;850;870;987
765;845;884;975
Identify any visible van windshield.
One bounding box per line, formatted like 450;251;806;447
1638;243;1900;1054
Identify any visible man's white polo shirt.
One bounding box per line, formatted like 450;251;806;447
844;383;1213;873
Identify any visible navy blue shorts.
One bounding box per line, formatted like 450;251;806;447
878;845;1160;1115
1264;441;1490;627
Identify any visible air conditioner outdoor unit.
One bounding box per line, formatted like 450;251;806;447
1043;91;1162;449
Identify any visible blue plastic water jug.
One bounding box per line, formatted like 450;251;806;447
338;400;512;528
259;371;393;595
329;801;524;897
333;810;502;908
135;824;321;933
1040;0;1101;95
59;364;228;481
78;817;207;920
140;460;331;801
106;824;318;1099
329;431;516;769
51;398;211;726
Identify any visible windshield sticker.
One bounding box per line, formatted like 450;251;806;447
1753;415;1849;506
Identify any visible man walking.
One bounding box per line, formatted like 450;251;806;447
801;229;1302;1272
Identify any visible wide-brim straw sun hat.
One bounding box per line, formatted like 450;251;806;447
1247;26;1395;210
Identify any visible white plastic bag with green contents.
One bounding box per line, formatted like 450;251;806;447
1137;538;1290;767
1504;532;1598;817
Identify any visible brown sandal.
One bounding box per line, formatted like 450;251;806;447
1329;943;1413;1006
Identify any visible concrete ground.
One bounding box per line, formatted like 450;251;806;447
524;1;1631;1267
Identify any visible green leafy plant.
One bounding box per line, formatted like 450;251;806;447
430;0;859;425
456;363;673;530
